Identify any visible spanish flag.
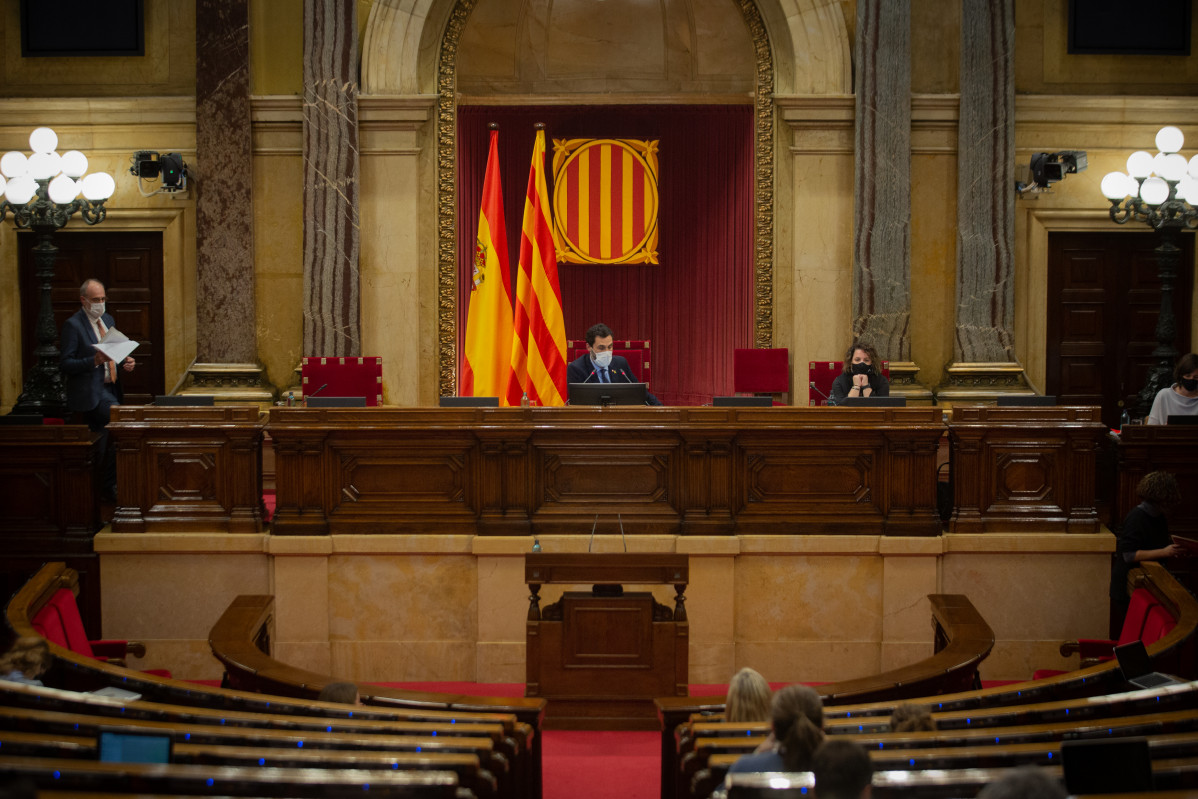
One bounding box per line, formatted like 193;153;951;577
510;126;567;406
462;127;517;404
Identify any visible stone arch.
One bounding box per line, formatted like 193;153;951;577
361;0;851;395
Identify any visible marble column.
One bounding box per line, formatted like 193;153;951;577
937;0;1029;401
852;0;929;402
189;0;272;402
302;0;361;358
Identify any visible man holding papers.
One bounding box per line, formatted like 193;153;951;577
59;278;137;501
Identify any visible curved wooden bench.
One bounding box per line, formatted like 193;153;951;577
5;562;546;799
659;592;994;799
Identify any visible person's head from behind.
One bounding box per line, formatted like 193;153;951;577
318;681;361;705
888;703;936;733
1173;352;1198;391
725;667;772;723
976;767;1065;799
770;684;825;771
812;738;872;799
0;636;51;680
1137;471;1181;510
843;342;880;377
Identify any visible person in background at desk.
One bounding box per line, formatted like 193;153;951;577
1146;352;1198;424
1109;471;1184;631
60;278;136;501
830;341;889;403
566;322;663;405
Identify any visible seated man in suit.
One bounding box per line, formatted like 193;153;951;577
566;322;662;405
60;278;136;500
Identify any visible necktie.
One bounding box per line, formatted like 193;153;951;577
97;319;117;384
600;367;609;383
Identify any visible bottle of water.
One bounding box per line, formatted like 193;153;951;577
521;391;530;408
1121;409;1131;429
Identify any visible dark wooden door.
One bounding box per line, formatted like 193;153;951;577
1047;231;1194;428
20;231;164;406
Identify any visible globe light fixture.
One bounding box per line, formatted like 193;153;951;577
1099;125;1198;418
0;126;116;417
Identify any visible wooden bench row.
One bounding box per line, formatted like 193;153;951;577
4;562;546;799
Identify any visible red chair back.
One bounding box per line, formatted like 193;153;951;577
31;589;96;659
301;357;383;406
733;349;789;394
808;360;890;406
566;340;651;385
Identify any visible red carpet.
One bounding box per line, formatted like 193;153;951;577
543;730;658;799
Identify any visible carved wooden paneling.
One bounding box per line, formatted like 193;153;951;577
109;406;265;534
0;425;99;547
948;406;1105;533
1117;426;1198;538
268;406;945;537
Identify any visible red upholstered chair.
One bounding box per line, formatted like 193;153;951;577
808;360;891;406
1032;586;1168;679
734;348;789;404
301;356;383;405
32;587;171;677
566;340;651;385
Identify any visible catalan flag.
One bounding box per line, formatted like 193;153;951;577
462;127;517;404
510;127;567;406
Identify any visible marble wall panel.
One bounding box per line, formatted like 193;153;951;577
100;551;271;641
326;554;478;643
737;641;883;685
196;0;257;363
273;554;330;644
332;641;477;682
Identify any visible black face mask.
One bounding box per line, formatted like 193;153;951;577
1182;377;1198;392
851;362;871;376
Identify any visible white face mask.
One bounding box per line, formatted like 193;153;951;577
593;351;613;368
84;301;105;321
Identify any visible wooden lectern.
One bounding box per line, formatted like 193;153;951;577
525;552;689;730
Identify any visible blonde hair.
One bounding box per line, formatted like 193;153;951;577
725;668;772;723
0;637;51;679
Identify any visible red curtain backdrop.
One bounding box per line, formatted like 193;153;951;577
456;106;754;405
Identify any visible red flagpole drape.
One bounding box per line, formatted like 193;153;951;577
456;105;754;405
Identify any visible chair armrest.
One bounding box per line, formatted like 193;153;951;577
1074;638;1117;660
89;639;135;659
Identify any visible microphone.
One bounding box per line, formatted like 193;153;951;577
582;369;597;383
617;369;635;383
618;513;627;552
587;513;599;553
308;383;329;399
809;381;834;406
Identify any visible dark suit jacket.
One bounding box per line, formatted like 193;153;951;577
60;308;124;412
566;353;662;405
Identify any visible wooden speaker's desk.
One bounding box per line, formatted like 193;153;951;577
266;405;944;536
525;552;688;730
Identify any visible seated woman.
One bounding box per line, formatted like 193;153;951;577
727;684;825;774
1146;353;1198;424
724;667;771;723
830;342;890;403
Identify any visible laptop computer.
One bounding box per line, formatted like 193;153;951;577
1114;639;1183;689
98;727;173;764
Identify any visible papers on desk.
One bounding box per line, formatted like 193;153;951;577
92;327;139;364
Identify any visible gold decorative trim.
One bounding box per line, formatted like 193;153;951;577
434;0;776;395
737;0;775;349
934;362;1032;402
184;362;276;404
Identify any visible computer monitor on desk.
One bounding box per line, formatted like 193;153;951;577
440;396;499;407
306;396;367;407
996;395;1056;406
568;382;648;406
838;396;906;407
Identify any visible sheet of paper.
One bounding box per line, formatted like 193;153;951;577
92;327;139;364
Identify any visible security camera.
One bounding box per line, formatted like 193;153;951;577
130;150;189;193
1029;151;1088;188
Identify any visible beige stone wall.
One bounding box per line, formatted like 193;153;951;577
94;529;1113;685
